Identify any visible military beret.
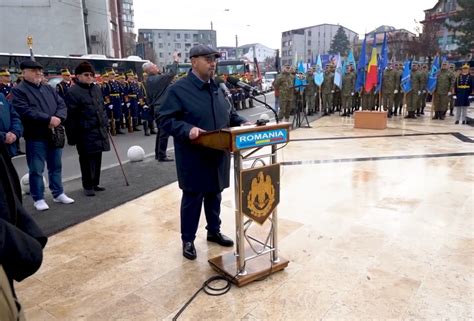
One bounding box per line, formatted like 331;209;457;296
189;44;221;58
20;59;43;70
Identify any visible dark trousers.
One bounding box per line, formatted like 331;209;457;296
78;152;102;189
155;119;170;160
180;190;222;242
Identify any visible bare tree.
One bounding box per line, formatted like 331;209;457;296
90;31;109;56
122;32;137;57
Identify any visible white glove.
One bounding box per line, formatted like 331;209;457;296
448;92;452;96
417;91;421;95
394;90;398;94
452;95;457;99
108;104;113;110
126;102;131;108
121;102;125;106
143;105;149;110
469;96;473;99
351;92;354;96
331;90;334;93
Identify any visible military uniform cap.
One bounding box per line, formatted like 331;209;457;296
126;70;134;77
20;60;43;70
189;44;221;58
101;71;109;77
0;69;10;76
462;63;469;69
117;73;125;79
61;68;71;76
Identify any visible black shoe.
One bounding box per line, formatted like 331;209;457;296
158;156;174;162
83;189;95;196
133;127;141;132
116;129;125;135
207;232;234;247
149;129;157;135
182;241;196;260
462;121;466;125
93;186;106;191
455;120;459;124
17;150;26;155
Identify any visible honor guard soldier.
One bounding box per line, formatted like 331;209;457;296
448;63;457;116
405;62;423;119
56;68;72;101
382;62;399;118
273;63;294;121
321;64;335;115
418;64;429;115
454;63;473;124
305;68;317;115
341;64;355;117
102;70;125;135
0;69;13;100
393;63;404;116
125;70;141;131
432;61;455;120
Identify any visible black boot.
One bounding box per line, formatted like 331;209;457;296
149;122;157;135
387;110;392;118
133;118;141;131
115;121;125;134
432;112;438;120
421;107;425;115
416;109;420;116
143;121;150;136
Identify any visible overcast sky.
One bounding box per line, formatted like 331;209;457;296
134;0;437;49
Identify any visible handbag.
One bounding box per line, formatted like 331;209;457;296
50;125;66;148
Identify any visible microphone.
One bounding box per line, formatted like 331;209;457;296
227;76;260;95
215;76;232;98
256;113;270;126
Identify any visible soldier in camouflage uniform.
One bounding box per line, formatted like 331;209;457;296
405;62;423;119
305;68;317;115
393;63;403;116
273;64;294;121
341;64;355;117
418;64;428;115
448;64;457;116
432;61;455;120
382;62;399;118
321;64;335;115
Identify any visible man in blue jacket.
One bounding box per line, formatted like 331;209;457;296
160;45;249;260
0;93;22;158
12;60;74;211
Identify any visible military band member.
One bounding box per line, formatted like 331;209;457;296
126;70;141;132
103;71;125;135
0;69;13;100
453;63;472;125
56;68;72;101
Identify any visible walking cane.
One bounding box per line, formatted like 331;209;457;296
107;131;130;186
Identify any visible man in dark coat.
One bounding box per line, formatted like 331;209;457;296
159;45;248;260
143;52;180;161
12;60;74;211
0;139;47;320
65;62;110;196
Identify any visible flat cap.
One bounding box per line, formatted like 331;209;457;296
20;59;43;70
189;44;221;58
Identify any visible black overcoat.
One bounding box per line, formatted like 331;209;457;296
159;71;246;193
65;82;110;154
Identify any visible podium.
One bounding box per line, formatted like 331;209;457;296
194;122;291;286
354;111;388;130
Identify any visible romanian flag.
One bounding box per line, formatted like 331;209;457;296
365;36;378;93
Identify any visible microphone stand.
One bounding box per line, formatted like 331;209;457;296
291;84;311;128
248;92;279;124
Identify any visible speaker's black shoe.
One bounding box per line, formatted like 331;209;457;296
182;241;196;260
158;156;174;162
93;186;106;191
207;232;234;247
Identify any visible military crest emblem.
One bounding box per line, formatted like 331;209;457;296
241;164;280;224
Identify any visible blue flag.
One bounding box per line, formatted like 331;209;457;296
297;61;305;73
342;58;347;75
426;55;440;93
401;59;412;93
334;53;342;88
375;33;388;93
347;49;356;70
355;36;367;92
314;54;324;86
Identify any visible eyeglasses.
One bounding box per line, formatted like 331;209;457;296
81;73;94;77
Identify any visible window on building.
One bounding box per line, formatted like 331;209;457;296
167;32;170;36
159;53;163;58
185;33;190;39
308;30;312;36
193;34;198;42
175;43;181;49
158;43;163;49
168;43;171;47
308;40;311;46
289;40;292;46
158;33;162;39
185;43;191;49
288;50;292;56
176;33;181;39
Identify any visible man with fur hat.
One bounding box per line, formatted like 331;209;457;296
65;61;110;196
